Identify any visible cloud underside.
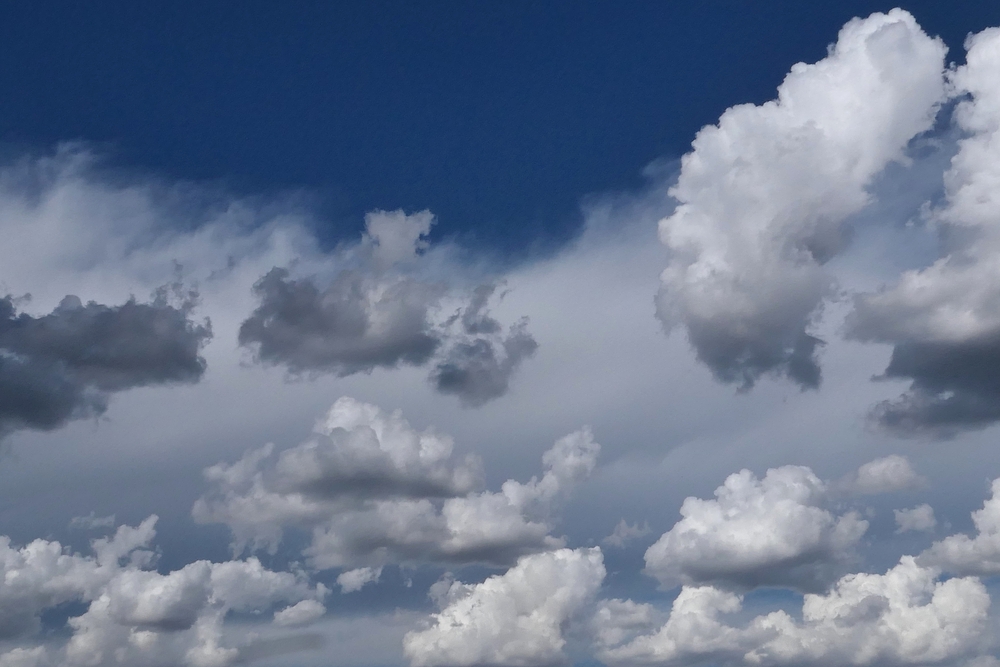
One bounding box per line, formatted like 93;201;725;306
0;291;211;437
238;213;537;407
193;397;600;569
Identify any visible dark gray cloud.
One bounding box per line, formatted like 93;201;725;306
238;211;538;405
863;335;1000;437
0;290;211;437
432;284;539;407
683;319;823;391
238;267;442;376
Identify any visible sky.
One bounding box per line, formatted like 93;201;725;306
6;3;1000;667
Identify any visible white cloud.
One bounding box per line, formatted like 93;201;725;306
644;465;867;591
403;548;605;667
603;519;651;548
272;599;327;627
657;9;946;389
196;398;599;569
599;557;989;667
841;455;925;495
337;567;382;593
920;478;1000;575
895;504;937;533
844;27;1000;435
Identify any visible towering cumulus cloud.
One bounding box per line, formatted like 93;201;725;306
0;289;211;438
845;27;1000;436
194;397;599;569
239;210;537;406
656;10;946;389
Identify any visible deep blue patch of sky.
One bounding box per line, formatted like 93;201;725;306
2;1;998;255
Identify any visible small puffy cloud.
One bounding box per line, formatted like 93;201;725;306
844;27;1000;436
272;599;326;627
644;466;867;591
0;289;211;438
195;398;600;569
599;557;989;667
839;455;925;495
239;212;537;406
337;566;382;593
656;9;946;389
403;548;605;667
920;478;1000;575
431;284;539;407
895;504;936;533
603;520;651;549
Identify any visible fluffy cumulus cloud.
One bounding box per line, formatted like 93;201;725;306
920;478;1000;575
597;557;989;667
0;517;326;667
0;289;211;438
194;397;600;569
403;548;605;667
837;455;925;495
644;465;868;591
656;9;947;390
844;27;1000;436
895;504;937;534
239;211;537;406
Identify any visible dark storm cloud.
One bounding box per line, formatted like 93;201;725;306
864;334;1000;437
0;290;211;437
238;267;442;377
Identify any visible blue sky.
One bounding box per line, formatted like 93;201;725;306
3;2;998;252
6;4;1000;667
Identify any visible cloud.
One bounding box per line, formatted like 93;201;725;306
644;466;867;591
403;548;605;667
0;289;211;438
598;557;989;667
69;512;117;531
603;520;651;549
337;566;382;593
895;504;936;534
431;284;539;407
920;478;1000;575
239;212;537;406
194;397;600;569
843;27;1000;436
272;599;327;627
656;9;946;389
0;515;327;667
837;455;925;495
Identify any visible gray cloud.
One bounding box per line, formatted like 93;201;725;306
238;266;442;376
239;213;537;406
0;289;211;437
432;285;539;407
